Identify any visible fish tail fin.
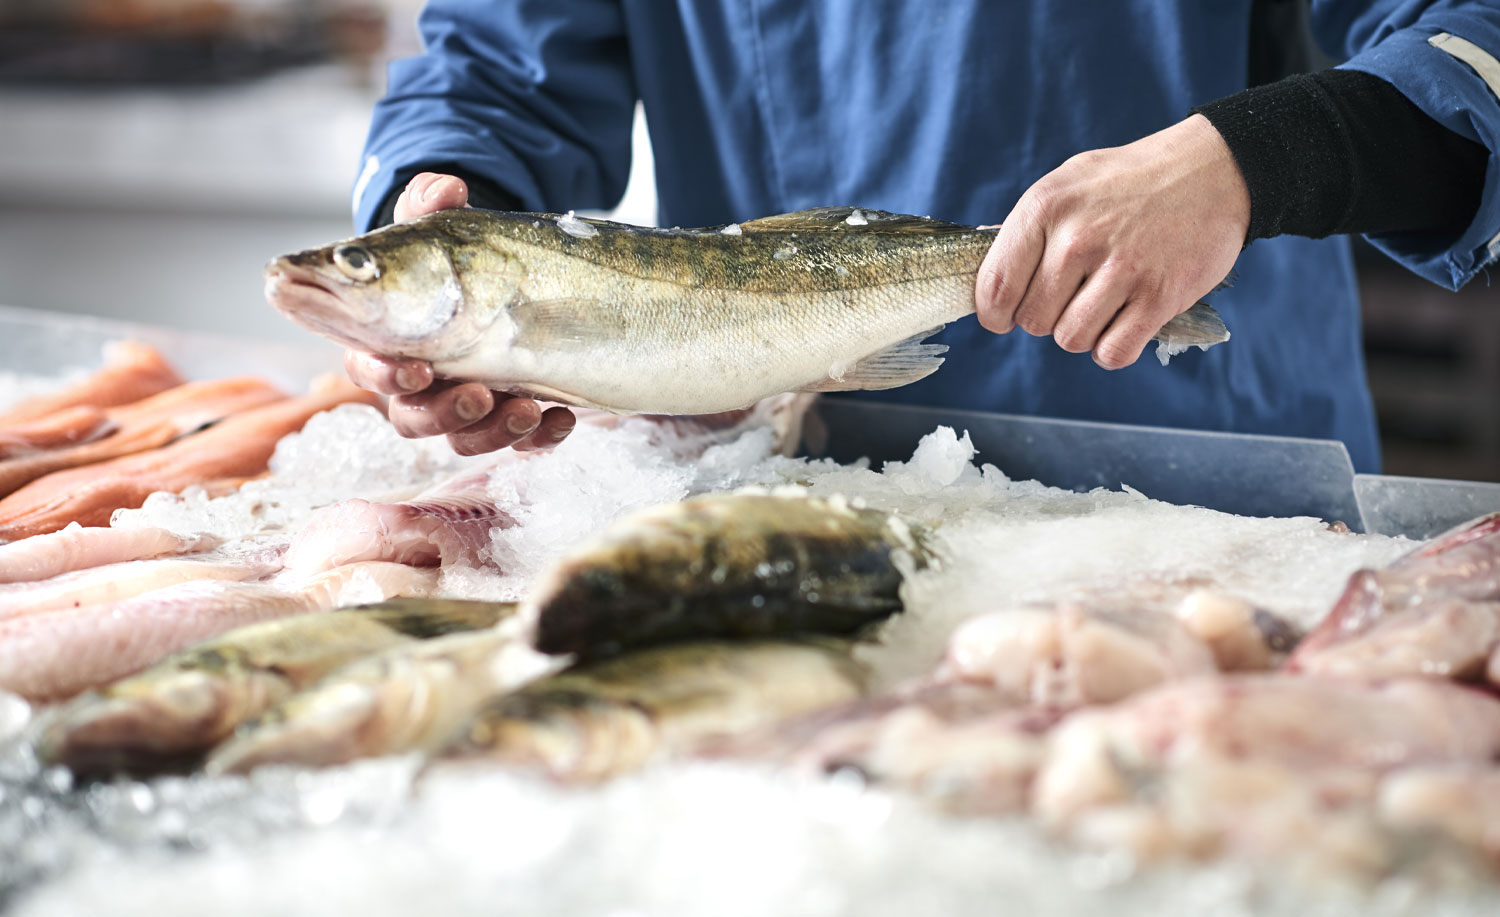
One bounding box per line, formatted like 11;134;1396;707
1152;301;1230;366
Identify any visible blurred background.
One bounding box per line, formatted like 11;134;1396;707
0;0;1492;481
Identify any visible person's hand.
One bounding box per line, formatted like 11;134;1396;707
975;114;1250;370
344;172;576;455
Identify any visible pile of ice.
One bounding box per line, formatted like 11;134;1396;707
0;369;1443;916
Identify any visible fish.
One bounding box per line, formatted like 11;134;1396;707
206;622;541;775
0;340;183;425
0;375;378;540
0;524;217;584
435;638;867;782
264;207;1231;416
38;598;514;776
282;465;515;575
0;553;281;621
0;375;287;498
0;560;437;702
0;405;116;458
526;492;935;660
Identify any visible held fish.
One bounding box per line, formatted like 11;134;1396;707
38;598;513;776
264;207;1230;415
437;638;867;782
526;492;935;660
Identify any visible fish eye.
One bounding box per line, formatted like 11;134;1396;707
332;245;379;282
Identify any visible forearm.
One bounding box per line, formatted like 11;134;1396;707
1194;68;1488;242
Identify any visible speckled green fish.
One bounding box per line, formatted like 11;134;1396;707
38;598;514;776
438;637;867;782
265;207;1229;415
527;492;936;660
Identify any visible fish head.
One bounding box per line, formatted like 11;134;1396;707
263;211;525;364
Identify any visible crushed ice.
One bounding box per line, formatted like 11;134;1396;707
0;367;1441;915
845;209;868;226
720;223;742;236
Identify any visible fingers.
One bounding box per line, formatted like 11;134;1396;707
1094;300;1182;370
344;350;434;396
392;172;471;222
387;382;494;438
1051;266;1136;356
975;203;1045;334
447;401;576;456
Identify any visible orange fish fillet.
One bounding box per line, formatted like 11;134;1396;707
0;340;184;425
0;406;116;458
0;375;380;540
0;375;288;499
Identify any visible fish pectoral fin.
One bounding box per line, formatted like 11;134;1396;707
798;330;948;393
737;208;973;234
510;297;613;351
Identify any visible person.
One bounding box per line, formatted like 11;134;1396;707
342;1;1499;472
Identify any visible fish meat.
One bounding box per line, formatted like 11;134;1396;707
938;600;1218;708
0;561;437;702
0;553;281;621
206;622;541;775
0;375;378;540
1288;511;1500;680
527;492;934;660
0;375;287;498
282;465;514;575
0;524;217;584
0;405;115;458
0;340;183;425
264;207;1231;415
436;638;867;782
38;598;514;776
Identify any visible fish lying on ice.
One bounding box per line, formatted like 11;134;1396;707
527;492;934;660
0;561;438;702
0;375;287;498
207;621;542;775
1288;512;1500;680
0;375;379;540
39;598;514;776
0;552;281;621
264;207;1230;415
0;340;183;425
0;524;217;584
436;638;867;782
0;405;116;458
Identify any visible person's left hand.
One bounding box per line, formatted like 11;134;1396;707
974;113;1250;370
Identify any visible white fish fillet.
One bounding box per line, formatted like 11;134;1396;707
0;553;280;620
0;524;217;584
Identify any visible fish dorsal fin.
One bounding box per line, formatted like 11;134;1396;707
737;207;974;234
798;328;948;393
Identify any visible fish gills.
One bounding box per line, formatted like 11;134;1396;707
528;493;933;660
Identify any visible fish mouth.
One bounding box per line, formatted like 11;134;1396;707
263;259;384;353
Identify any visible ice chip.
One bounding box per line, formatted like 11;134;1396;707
720;223;743;236
846;209;869;226
556;210;599;239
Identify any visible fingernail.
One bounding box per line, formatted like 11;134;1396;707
394;366;424;392
506;412;539;436
455;392;487;422
549;419;576;441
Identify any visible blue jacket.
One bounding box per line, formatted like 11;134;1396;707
354;1;1500;474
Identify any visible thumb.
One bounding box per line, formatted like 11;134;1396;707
394;172;471;222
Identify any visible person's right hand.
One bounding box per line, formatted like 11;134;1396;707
344;172;576;456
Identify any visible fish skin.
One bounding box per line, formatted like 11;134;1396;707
264;207;1231;415
527;492;934;660
0;561;438;702
37;598;514;776
437;638;867;782
204;622;538;775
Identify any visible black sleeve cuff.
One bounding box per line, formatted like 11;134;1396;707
370;164;524;228
1194;69;1488;243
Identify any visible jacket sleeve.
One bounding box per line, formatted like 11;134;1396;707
351;0;636;232
1312;1;1500;289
